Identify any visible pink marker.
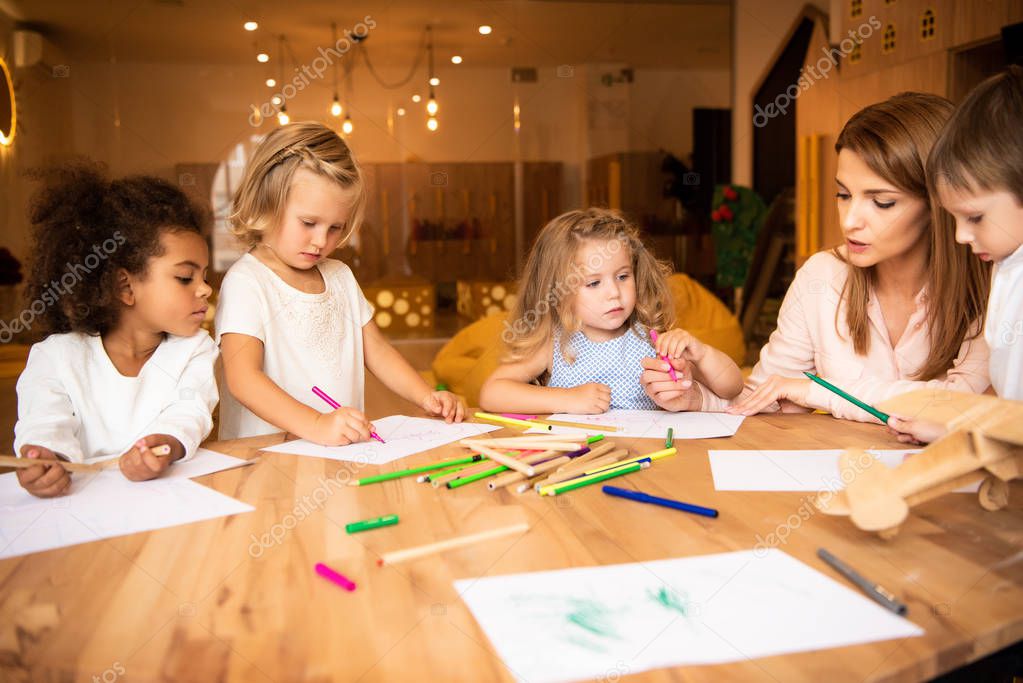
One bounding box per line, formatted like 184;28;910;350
311;386;385;444
648;329;679;382
315;562;356;591
501;413;538;420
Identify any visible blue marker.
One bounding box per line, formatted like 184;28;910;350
602;486;719;518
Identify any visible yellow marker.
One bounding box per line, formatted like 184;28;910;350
474;412;552;431
582;447;677;476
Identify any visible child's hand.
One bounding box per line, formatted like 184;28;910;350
16;445;72;498
886;415;948;445
654;328;707;366
422;391;466;423
310;407;374;446
566;383;611;414
640;357;702;411
119;435;182;482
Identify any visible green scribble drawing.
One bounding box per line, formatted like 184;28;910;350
647;586;689;615
565;597;619;639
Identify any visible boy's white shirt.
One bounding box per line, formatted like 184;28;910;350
13;331;219;463
986;243;1023;400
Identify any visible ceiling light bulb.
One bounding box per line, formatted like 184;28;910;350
342;116;354;135
331;98;342;117
427;116;438;132
271;95;282;106
265;78;276;87
429;77;440;86
256;53;269;63
426;97;439;116
277;108;290;125
396;107;406;116
451;55;462;64
411;94;421;103
244;21;258;31
478;25;492;35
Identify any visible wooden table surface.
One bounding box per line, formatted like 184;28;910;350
1;411;1020;683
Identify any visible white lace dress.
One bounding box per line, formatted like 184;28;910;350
214;253;374;439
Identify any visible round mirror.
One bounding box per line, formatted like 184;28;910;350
0;58;15;146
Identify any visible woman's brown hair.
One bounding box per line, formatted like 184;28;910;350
833;92;989;380
502;208;674;363
230;121;365;247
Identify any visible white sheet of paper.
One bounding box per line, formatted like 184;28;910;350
455;549;922;682
166;447;251;479
0;470;254;559
708;449;979;492
528;409;745;439
260;415;500;464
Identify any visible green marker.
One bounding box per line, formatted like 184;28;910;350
547;462;643;495
587;435;605;444
421;462;475;483
803;372;890;423
665;428;674;448
350;455;483;486
447;464;508;489
346;514;399;534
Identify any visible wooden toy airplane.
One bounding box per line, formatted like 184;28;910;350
813;389;1022;538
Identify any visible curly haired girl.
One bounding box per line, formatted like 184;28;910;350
13;161;218;497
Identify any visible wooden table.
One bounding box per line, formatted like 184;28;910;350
1;412;1020;682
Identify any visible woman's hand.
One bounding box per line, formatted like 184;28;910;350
640;357;702;412
725;375;811;416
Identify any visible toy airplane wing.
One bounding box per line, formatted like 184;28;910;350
978;410;1023;446
875;389;1020;431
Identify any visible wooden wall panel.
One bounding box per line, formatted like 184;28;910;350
796;20;844;265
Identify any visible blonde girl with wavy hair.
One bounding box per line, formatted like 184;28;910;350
216;122;464;441
717;92;991;421
480;208;743;414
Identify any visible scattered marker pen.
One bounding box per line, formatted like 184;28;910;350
314;562;356;591
346;514;399;534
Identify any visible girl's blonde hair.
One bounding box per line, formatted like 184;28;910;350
230;121;365;247
503;208;674;363
833;92;989;380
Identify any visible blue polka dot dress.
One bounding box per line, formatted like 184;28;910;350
547;325;658;409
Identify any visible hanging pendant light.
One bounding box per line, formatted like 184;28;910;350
276;35;288;125
329;22;343;117
425;26;439;132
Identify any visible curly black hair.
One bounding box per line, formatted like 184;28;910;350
25;160;207;337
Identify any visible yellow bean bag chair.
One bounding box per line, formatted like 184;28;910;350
432;273;745;406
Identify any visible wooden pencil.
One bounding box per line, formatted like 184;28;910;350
460;438;583;451
531;418;619;432
553;441;617;471
468;444;537;476
489;455;570;490
535;449;629;490
376;522;530;566
0;455;101;473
